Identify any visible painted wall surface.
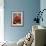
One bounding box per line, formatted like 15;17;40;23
0;0;4;42
4;0;40;42
40;0;46;27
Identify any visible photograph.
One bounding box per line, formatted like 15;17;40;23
11;11;23;26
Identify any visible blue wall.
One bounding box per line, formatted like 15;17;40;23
40;0;46;27
4;0;40;42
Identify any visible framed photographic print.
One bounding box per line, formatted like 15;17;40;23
11;11;23;26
